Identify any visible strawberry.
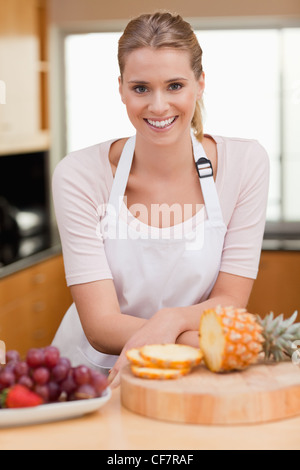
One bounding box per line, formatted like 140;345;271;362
1;384;43;409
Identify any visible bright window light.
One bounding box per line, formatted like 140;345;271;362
64;29;300;222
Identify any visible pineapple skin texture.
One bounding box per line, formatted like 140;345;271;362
199;306;264;372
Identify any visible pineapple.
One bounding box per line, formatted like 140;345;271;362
199;305;300;373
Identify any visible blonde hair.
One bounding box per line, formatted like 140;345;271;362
118;11;204;141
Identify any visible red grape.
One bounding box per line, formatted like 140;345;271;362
2;362;16;374
75;384;97;400
60;372;77;396
34;384;49;403
51;363;69;383
33;367;50;385
90;370;108;395
48;381;61;402
0;369;15;388
18;375;34;389
44;346;60;369
14;361;29;378
26;348;45;368
73;365;91;385
58;357;71;369
6;350;20;363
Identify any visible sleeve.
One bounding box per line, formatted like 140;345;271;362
219;141;270;279
52;153;113;287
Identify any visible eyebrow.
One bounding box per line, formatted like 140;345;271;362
127;77;189;84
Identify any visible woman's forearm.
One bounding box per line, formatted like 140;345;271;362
88;294;241;355
171;292;248;335
87;313;147;355
71;280;148;356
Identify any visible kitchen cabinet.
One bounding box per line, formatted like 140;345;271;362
0;0;49;155
0;254;72;357
248;250;300;320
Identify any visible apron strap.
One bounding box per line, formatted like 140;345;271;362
108;132;223;224
191;133;223;223
108;135;136;213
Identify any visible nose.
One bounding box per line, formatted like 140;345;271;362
148;90;170;116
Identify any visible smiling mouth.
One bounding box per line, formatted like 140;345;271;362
144;116;177;129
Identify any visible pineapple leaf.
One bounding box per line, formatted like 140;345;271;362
264;311;274;331
261;310;300;361
284;310;298;326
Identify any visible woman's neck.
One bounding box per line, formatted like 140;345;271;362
133;131;195;180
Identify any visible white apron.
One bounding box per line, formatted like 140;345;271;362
52;133;227;372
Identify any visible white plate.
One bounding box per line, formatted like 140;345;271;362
0;387;111;428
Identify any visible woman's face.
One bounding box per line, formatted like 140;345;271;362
119;47;204;146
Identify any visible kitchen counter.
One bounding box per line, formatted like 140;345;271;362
1;386;300;450
1;217;300;280
1;236;300;281
262;239;300;251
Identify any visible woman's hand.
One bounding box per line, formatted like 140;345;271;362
176;330;200;348
108;307;187;388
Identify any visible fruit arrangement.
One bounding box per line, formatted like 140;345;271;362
0;346;108;409
126;307;300;380
126;344;203;379
199;306;300;373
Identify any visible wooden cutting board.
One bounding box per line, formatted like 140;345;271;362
120;360;300;425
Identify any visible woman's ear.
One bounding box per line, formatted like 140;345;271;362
118;76;125;104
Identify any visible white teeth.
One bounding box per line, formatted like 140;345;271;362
147;117;176;128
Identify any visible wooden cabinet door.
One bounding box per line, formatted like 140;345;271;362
0;0;49;153
0;255;72;357
247;251;300;320
0;0;39;139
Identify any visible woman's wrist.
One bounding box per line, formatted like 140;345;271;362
155;307;189;337
176;330;200;348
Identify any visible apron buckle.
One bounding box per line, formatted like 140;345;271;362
195;157;213;179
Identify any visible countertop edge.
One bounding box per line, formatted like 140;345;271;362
0;244;62;279
0;238;299;280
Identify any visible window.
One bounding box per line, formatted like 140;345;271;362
64;28;300;223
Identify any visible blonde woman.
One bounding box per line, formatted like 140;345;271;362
52;12;269;387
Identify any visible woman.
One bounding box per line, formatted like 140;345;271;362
52;12;269;388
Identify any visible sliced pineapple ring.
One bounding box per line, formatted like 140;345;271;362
131;365;190;380
139;344;203;369
126;348;153;367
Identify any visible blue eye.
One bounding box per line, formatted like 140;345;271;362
169;83;183;91
133;86;148;94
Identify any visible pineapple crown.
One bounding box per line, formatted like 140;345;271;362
257;310;300;362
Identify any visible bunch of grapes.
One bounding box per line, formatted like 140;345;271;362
0;346;108;406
